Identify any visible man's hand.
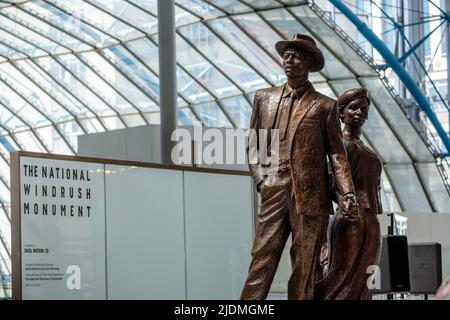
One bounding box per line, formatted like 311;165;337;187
340;192;359;219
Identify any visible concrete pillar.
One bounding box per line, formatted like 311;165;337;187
398;0;407;97
407;0;425;91
446;0;450;134
158;0;177;164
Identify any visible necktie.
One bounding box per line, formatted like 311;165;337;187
279;91;298;141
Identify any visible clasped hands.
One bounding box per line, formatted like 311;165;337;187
339;192;359;219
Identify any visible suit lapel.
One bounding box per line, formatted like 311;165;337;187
288;85;317;152
268;84;285;130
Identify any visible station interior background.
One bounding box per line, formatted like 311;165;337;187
0;0;449;299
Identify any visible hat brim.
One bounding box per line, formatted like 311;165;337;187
275;40;325;72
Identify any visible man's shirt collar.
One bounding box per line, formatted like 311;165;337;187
283;81;311;99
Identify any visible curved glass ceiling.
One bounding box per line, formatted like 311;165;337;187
0;0;449;298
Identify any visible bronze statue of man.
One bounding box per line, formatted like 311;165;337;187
241;34;359;300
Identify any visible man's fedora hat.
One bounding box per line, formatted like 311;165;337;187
275;33;325;72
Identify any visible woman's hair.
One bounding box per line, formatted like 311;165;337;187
336;87;371;118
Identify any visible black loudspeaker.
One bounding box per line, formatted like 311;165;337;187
375;235;411;293
408;243;442;294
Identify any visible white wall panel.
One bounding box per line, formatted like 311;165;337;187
183;172;254;299
105;165;185;299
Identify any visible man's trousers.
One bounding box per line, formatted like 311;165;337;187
240;169;329;300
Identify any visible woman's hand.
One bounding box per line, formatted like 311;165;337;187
340;192;359;219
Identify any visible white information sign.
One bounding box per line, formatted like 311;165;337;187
20;157;106;299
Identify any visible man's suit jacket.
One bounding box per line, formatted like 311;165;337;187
248;82;354;215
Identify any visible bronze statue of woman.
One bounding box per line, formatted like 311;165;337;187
315;88;383;300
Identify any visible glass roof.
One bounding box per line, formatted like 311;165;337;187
0;0;449;297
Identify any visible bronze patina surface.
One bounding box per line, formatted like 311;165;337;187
315;88;383;300
241;34;358;300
